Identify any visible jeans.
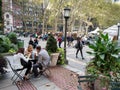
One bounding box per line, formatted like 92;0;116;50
76;48;84;59
33;63;43;77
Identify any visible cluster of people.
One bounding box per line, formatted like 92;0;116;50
13;45;50;80
29;37;39;49
57;35;74;48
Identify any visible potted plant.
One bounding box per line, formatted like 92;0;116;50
86;33;120;90
0;35;18;74
0;54;7;74
57;48;65;65
46;34;59;66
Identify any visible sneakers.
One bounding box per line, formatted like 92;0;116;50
82;57;84;60
34;71;43;78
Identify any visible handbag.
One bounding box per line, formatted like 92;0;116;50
75;42;78;49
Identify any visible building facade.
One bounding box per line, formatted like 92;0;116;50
112;0;120;3
2;0;14;33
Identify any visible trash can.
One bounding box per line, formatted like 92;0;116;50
17;39;24;48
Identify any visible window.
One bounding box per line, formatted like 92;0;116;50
6;14;9;18
4;0;7;2
114;0;119;2
7;21;10;25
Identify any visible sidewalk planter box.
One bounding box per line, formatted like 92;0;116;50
0;54;7;74
17;39;24;48
50;53;59;66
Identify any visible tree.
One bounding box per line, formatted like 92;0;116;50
0;0;3;34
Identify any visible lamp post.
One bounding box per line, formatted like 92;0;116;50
117;22;120;40
64;7;70;64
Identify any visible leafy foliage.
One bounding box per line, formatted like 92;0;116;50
57;48;65;65
0;54;7;74
86;33;120;78
0;35;18;53
46;34;57;53
0;35;11;53
7;32;18;44
0;35;18;74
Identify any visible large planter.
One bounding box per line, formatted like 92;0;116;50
0;54;8;74
50;53;59;66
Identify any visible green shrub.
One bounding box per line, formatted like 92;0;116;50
57;48;65;65
0;54;7;74
17;40;24;48
0;35;11;53
9;43;18;52
46;34;57;54
7;32;18;44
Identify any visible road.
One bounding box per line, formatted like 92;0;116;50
18;36;93;75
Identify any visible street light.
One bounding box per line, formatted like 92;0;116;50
117;22;120;40
64;7;70;64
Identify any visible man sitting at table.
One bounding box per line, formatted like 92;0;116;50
33;46;50;77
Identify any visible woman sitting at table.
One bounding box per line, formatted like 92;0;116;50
25;45;37;64
25;45;34;59
13;48;32;80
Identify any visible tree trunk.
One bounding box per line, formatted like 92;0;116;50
55;16;58;32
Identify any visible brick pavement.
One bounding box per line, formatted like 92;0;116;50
16;80;37;90
48;66;79;90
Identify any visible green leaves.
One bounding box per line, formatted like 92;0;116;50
86;33;120;78
0;36;11;53
46;34;57;53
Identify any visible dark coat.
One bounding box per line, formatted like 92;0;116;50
78;41;83;49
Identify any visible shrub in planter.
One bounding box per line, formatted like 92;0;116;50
46;34;57;54
57;48;65;65
86;33;120;89
0;35;18;74
9;43;18;53
7;32;18;44
0;35;11;53
46;34;59;66
0;54;7;74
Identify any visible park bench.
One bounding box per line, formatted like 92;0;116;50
77;75;96;90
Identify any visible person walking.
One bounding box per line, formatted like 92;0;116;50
57;36;62;48
28;37;34;47
76;37;84;59
33;37;38;49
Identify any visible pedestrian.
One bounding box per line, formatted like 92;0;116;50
76;37;84;59
33;37;38;49
70;35;74;46
67;35;71;47
57;36;62;48
29;37;34;46
32;46;50;77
